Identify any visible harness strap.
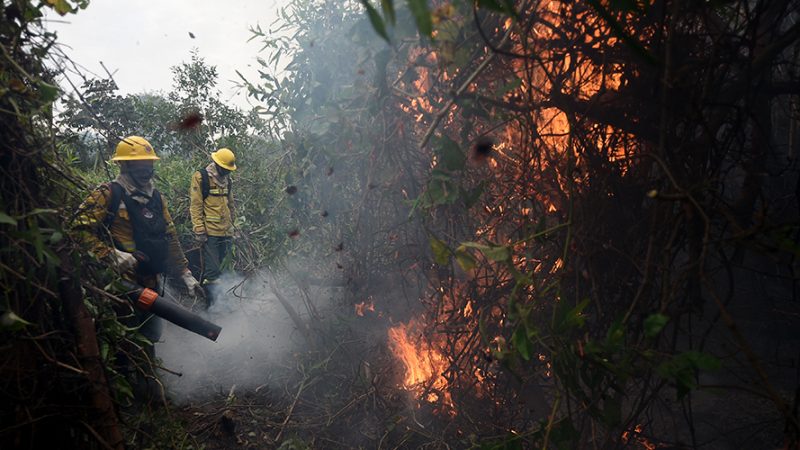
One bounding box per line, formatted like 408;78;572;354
102;182;124;229
103;181;164;228
199;168;232;199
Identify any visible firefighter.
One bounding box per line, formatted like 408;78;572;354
189;147;237;306
75;136;205;328
74;136;204;401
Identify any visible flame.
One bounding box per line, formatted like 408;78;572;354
387;317;454;413
621;424;661;449
354;299;375;316
385;0;648;418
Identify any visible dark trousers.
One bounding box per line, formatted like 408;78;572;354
201;235;232;284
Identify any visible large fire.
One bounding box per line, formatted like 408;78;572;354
386;0;641;422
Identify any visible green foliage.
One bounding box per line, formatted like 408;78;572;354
429;236;451;265
61;49;291;269
59;50;266;166
359;0;518;41
361;0;391;42
407;0;433;37
657;351;721;399
643;313;669;338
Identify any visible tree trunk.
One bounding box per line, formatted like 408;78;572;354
59;255;125;450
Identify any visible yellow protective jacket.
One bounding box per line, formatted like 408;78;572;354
74;183;189;287
189;169;235;237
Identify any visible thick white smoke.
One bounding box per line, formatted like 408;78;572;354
155;272;305;403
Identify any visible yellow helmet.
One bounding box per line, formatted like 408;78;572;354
111;136;159;161
211;148;236;171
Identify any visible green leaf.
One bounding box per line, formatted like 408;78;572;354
100;340;110;362
47;0;73;15
360;0;391;42
21;208;57;218
605;320;624;349
556;299;590;331
644;313;668;338
459;241;510;262
49;231;63;244
454;247;477;271
477;0;518;18
511;326;531;360
477;0;505;12
38;81;60;103
113;377;134;400
435;136;466;171
381;0;396;24
657;351;721;399
463;182;485;209
0;310;32;331
494;78;522;96
430;168;451;181
407;0;433;37
430;236;450;265
508;265;532;285
483;245;510;262
425;179;446;204
682;351;721;371
0;212;17;226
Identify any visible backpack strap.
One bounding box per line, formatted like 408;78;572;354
199;169;210;200
102;181;124;229
199;168;232;199
150;189;163;213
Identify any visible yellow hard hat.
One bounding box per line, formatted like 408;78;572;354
211;148;237;171
111;136;159;161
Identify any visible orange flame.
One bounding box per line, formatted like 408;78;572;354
386;0;646;414
387;318;454;413
621;424;661;449
354;298;375;316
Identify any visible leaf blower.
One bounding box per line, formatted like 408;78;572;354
119;279;222;341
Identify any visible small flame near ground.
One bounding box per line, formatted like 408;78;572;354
387;317;455;415
622;424;660;449
354;298;375;316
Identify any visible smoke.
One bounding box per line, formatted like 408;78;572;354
155;271;306;404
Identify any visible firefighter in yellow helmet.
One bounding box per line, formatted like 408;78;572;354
189;148;237;306
75;136;205;313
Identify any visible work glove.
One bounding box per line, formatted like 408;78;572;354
194;233;208;244
181;270;206;302
111;249;137;273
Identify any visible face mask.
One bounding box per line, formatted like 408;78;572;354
215;164;230;177
125;166;155;186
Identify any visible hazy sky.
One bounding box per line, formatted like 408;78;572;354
45;1;286;109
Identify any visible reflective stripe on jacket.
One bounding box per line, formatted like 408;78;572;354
189;171;235;237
